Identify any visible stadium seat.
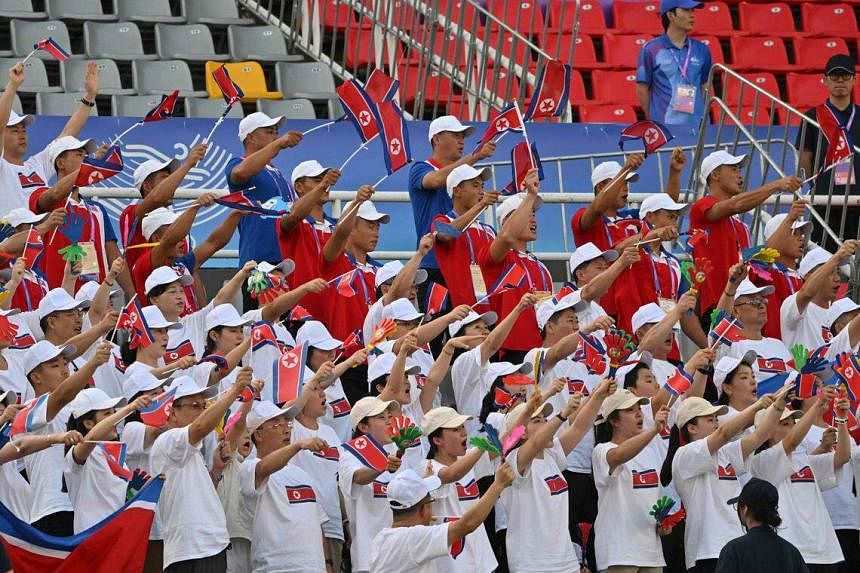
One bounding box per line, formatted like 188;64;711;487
155;24;229;62
801;3;857;38
11;19;78;59
408;29;470;67
36;92;98;116
0;0;46;20
132;60;207;97
228;25;302;62
257;98;318;119
446;96;472;121
113;0;185;24
181;0;254;26
693;35;725;66
0;58;60;92
276;62;338;103
603;34;652;70
83;21;156;61
484;33;532;68
591;70;640;106
46;0;117;22
569;69;587;104
737;2;796;37
61;59;134;95
578;104;637;123
467;64;521;101
543;33;604;70
548;0;606;35
184;97;244;118
723;72;779;106
357;0;419;30
205;61;283;102
785;73;829;110
112;94;178;117
396;62;453;107
793;37;850;73
344;27;404;69
729;36;794;72
612;1;662;35
694;2;734;38
486;0;545;39
318;0;357;32
434;0;479;28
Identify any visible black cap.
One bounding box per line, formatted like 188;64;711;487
825;54;856;75
726;477;779;507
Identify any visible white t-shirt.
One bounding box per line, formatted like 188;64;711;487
24;395;72;523
239;458;327;573
780;293;832;349
726;338;792;384
501;439;579;572
672;437;747;569
0;147;55;211
167;301;215;362
370;523;451;573
121;420;163;540
290;419;344;541
150;426;229;568
749;445;843;565
64;446;128;533
216;453;254;541
428;457;497;573
363;299;385;346
825;325;858;360
125;359;215;390
592;440;665;571
0;348;32;402
450;347;494;436
0;459;32;522
802;425;859;530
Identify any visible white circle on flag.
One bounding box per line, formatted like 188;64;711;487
539;98;556;112
389;138;402;155
281;353;299;368
644;128;659;144
88;171;105;185
495;117;510;130
354;437;367;449
359;110;372;125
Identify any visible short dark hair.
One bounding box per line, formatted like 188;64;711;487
661;9;675;31
426;427;444;459
623;363;650;390
740;501;782;528
391;495;432;517
146;282;171;302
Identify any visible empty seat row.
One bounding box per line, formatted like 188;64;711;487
0;0;253;25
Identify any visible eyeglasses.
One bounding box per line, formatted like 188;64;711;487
735;297;767;308
264;420;292;430
173;400;207;411
827;72;855;82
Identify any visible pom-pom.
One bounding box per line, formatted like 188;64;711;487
502;425;525;455
57;243;88;262
387;416;422;452
469;436;501;456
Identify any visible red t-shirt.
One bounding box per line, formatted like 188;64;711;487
753;263;804;339
688;196;751;313
477;247;551;352
131;250;198;316
10;272;48;312
119;203;145;271
614;249;684;334
319;253;377;341
431;212;496;307
276;216;335;319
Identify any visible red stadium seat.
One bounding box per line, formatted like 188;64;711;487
729;36;794;72
723;72;779;105
408;29;470;67
447;96;473;120
737;2;796;37
693;35;725;66
548;0;606;34
544;33;605;69
612;1;662;35
793;37;850;73
484;32;532;67
320;0;356;31
487;0;545;39
579;103;637;123
396;63;453;107
357;0;419;29
344;28;403;69
434;0;479;27
464;64;521;101
570;69;587;103
785;73;829;110
602;34;653;70
591;69;640;106
693;2;735;38
801;3;858;38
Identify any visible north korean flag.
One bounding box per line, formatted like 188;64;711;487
632;469;659;489
424;282;449;315
34;37;70;61
789;466;815;483
330;269;359;298
22;227;44;271
544;474;569;495
287;305;312;322
118;299;154;350
215;191;288;217
251;321;279;352
456;479;480;501
475;102;524;151
486;262;526;296
74;145;124;187
756;357;788;375
717;463;737;481
523;59;570;121
10;394;47;437
313;446;340;462
237;385;261;403
99;442;132;481
576;333;608;375
272;343;308;405
832;352;860;402
142;90;179;123
339;330;364;358
329;397;352;418
139;388;176;428
376;100;412;175
618;120;674;156
709;317;745;347
372;480;389;498
493;386;514;408
343;433;389;472
664;367;693;396
794;373;818;399
503;141;544;195
211;65;244;104
566;379;589;396
443;517;465;559
337;79;379;142
816;103;854;170
285;484;317;504
364;69;399;103
9;332;36;350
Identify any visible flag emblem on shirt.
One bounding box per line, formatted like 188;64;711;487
99;442;132;481
544;474;569;495
33;37;70;61
10;394;47;437
272;343;308;405
632;469;659;489
343;434;388;472
831;352;860;402
456;479;480;501
17;171;45;189
789;466;815;483
815;103;854;172
717;464;737;481
757;357;788;375
329;397;351;418
139;388;176;427
9;332;36;350
523;59;570;121
285;484;317;504
493;386;515;409
313;447;340;462
372;480;388;498
442;517;465;559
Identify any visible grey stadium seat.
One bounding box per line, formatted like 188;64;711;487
276;62;337;101
132;60;207;97
10;19;79;59
113;0;185;24
181;0;254;26
0;0;46;20
257;98;317;119
185;97;245;118
112;94;179;117
46;0;117;22
228;25;302;62
61;59;134;96
84;21;157;61
0;58;60;93
36;92;98;116
155;24;229;62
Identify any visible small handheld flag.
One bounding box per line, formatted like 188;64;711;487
504;142;545;195
211;65;244;104
343;433;389;471
664;367;693;396
143;90;180;123
709;315;745;348
474;102;525;152
329;269;360;298
21;227;43;271
272;343;308;404
0;314;18;344
473;262;526;307
523;59;571;121
28;37;70;62
100;442;133;481
619;120;674;156
831;352;860;402
336;80;380;143
75;145;124;187
815;103;854;179
757;372;791;397
251;321;279;352
424;282;449;316
215;190;288;217
10;394;48;437
364;69;400;103
139;388;176;427
118;299;154;350
376;100;412;175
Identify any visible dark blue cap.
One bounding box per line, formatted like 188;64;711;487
660;0;704;14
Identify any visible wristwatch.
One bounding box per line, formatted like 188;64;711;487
697;363;715;376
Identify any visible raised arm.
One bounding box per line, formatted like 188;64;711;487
436;448;486;484
436;191;499;241
605;406;668;473
192;211;243;268
150;193;213;266
479;293;537;364
279;170;340;234
764;201;807;252
833;396;852;471
254;437;327;488
578;154;644;231
420;141;495;190
384;234;434;306
0;62;23;152
46;342;112;421
58;62;99;139
64;311;119;360
322;185;373;262
716;262;748;315
705;176;802;222
664;148;685;202
136;145;207;219
446;462;514;545
488;169;539;262
706;394;773;456
88;257;124;323
0;430;82;465
70;396;150;464
412;305;470;349
378;333;415;403
782;389;832;456
739;397;785;459
795;241;857;315
580;248;640;303
34;170;78;213
228;131;302;186
559;379;615;455
188;367;252;445
207;337;252;385
260;278;328;322
637;292;696;354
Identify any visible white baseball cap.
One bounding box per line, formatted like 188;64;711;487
763;214;813;241
798;247;831;279
568;242;619;275
368;352;421;382
595;390;650;424
488;361;532;378
257;259;296;275
615;351;653;384
386;469;442;509
447;309;498;336
734;279;774;299
446;164;490;196
141;207;178;240
37;288;90;320
47;135;96;166
383;298;423;322
3;207;44;228
536;292;587;330
75;280;120;303
133;158;179;191
239;111;285;142
68;388;126;418
754;405;802;428
427;115;473;142
504;401;553;434
639;194;688;217
141;305;180;330
374;260;427;287
205;303;250;332
631;303;667;333
247;399;300;432
144;266;194;295
420;406;471;435
122;370;167;401
350;396;396;429
7;110;34;128
591;161;639;188
676;396;729;428
166;375;219;401
290;160;330;185
496;192;543;225
23;341;75;374
828;297;860;329
714;350;757;394
700;150;746;183
357;201;390;223
295;320;342;351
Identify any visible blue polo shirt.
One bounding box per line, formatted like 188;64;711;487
408;159;452;269
636;34;712;125
225;158;296;265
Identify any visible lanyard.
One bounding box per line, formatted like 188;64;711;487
446;210;492;263
826;100;856;131
345;252;373;304
774;262;802;295
646;248;678;299
669;40;693;84
304;216;334;254
266;165;294;202
517;251;550;292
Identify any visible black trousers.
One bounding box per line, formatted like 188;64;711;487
31;510;74;537
836;528;860;572
689;559;717;573
165;549;227;573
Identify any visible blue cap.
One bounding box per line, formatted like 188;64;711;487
660;0;703;14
